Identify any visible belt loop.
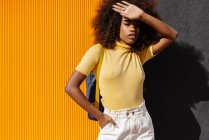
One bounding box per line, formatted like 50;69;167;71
115;112;119;121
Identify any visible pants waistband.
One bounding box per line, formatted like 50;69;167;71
103;101;147;119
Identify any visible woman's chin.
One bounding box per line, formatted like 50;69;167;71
119;39;136;45
126;40;136;45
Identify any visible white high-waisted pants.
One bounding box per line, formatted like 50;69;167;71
97;101;155;140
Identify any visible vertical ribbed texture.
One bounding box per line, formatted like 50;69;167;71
0;0;101;139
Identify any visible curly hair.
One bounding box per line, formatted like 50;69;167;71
92;0;161;53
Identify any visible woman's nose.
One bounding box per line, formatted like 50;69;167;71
130;25;136;31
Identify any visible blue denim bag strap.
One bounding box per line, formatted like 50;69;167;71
85;47;104;120
95;47;104;108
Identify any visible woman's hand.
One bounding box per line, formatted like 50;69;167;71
98;114;118;129
112;1;144;20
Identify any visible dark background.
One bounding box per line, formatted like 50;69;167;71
144;0;209;140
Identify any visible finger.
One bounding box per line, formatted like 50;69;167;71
113;5;126;11
120;12;127;17
112;8;127;17
116;2;128;8
110;119;119;128
112;8;123;14
121;1;131;6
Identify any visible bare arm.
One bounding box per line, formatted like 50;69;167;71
65;70;103;120
139;12;178;55
65;70;117;128
113;1;178;55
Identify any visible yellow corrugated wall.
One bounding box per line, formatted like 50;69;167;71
0;0;101;139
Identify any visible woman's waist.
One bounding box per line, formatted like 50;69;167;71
103;100;147;119
101;98;145;111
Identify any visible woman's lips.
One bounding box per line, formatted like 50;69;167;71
128;34;136;39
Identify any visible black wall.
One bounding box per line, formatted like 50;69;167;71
144;0;209;140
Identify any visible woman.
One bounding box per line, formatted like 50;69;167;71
65;0;178;139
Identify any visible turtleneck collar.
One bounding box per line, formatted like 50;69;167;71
115;41;131;49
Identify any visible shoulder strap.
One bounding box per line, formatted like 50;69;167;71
95;47;104;108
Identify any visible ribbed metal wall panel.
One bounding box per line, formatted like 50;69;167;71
0;0;101;139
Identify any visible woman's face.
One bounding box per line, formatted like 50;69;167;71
119;17;140;45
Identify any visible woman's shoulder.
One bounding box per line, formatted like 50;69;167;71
88;43;104;54
84;43;104;63
90;43;103;50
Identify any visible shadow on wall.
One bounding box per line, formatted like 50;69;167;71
143;42;209;140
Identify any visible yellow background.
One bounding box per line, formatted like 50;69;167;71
0;0;101;139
